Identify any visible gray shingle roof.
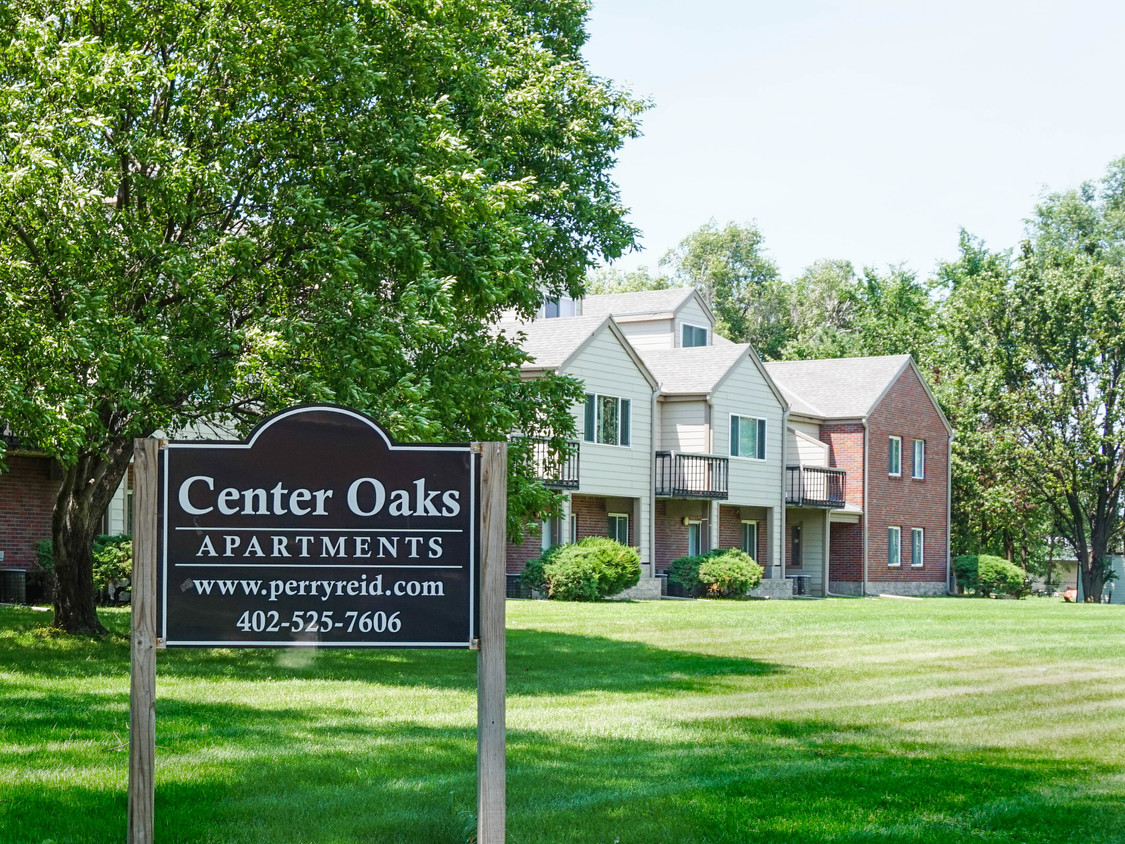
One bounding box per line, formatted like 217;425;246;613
498;315;609;371
763;355;912;419
640;343;754;395
581;288;696;318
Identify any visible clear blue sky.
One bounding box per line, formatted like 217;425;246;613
582;0;1125;279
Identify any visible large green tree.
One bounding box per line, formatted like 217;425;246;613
0;0;643;633
660;220;789;357
936;158;1125;601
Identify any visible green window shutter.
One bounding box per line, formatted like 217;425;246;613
584;394;595;443
620;398;631;446
730;415;740;456
756;418;767;459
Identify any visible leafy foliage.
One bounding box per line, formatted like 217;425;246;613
0;0;644;632
91;536;132;593
660;221;787;357
521;537;640;601
953;554;1029;598
668;549;763;598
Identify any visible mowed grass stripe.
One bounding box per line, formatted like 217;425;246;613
2;598;1124;843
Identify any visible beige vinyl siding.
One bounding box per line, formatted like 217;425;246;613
789;419;821;441
658;400;708;453
788;427;829;466
675;298;713;340
564;326;654;569
710;355;786;573
788;508;826;596
612;318;676;351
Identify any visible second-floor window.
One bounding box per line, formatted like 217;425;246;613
730;415;767;460
912;439;925;479
681;323;709;347
889;436;902;476
584;394;631;446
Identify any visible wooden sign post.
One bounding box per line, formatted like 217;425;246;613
127;407;506;843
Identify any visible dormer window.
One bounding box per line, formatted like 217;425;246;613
681;323;708;347
541;295;579;319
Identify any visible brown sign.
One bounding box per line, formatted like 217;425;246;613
157;406;477;647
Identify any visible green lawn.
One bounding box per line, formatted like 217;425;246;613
2;598;1125;843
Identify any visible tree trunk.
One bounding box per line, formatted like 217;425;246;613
1080;550;1107;603
51;444;133;634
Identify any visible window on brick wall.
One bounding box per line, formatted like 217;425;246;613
911;527;924;567
888;526;901;567
608;513;629;545
741;520;758;559
912;439;925;479
888;436;902;476
687;520;705;556
570;514;577;543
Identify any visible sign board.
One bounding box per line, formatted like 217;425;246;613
157;406;477;647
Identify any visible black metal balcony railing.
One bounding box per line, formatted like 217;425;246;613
511;436;580;489
655;451;729;499
786;465;846;508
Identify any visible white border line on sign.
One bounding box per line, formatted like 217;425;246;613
158;405;478;648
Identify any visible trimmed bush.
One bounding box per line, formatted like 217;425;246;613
697;550;763;598
520;537;640;601
668;549;764;599
954;553;1029;598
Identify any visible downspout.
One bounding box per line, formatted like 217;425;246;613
649;387;659;579
946;429;955;595
780;406;789;583
862;417;870;597
706;397;719;553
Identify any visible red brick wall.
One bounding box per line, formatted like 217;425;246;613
829;522;863;581
0;456;59;570
718;505;767;564
505;531;543;575
866;366;949;585
820;422;865;506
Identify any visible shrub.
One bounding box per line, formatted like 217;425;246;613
697;550;763;598
521;537;640;601
667;554;708;597
954;554;1029;598
92;536;133;593
670;549;763;598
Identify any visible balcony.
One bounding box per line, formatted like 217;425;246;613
511;436;580;489
655;452;729;499
786;465;846;508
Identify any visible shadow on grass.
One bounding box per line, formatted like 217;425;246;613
0;606;787;697
5;707;1125;844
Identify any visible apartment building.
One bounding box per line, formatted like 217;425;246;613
504;290;951;599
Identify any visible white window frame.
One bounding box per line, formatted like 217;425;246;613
608;513;630;545
888;436;902;477
687;520;704;556
584;393;631;448
730;414;767;461
570;514;578;544
741;520;758;559
911;527;924;567
912;439;925;480
681;322;709;348
888;526;901;567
